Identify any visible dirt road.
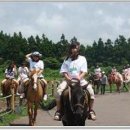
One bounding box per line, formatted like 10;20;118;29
10;92;130;126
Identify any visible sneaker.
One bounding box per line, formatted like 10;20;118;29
20;93;25;99
54;111;61;121
89;111;96;121
16;92;21;96
43;94;47;101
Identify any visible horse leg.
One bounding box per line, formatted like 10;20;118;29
33;103;38;125
6;97;11;111
110;84;112;93
96;84;100;94
28;102;33;126
123;82;129;92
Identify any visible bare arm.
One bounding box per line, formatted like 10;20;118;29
63;72;71;82
25;53;32;61
77;71;87;80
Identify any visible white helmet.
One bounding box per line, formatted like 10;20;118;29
32;51;42;57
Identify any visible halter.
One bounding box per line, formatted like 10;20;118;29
68;85;88;113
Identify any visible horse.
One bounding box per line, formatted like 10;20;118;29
88;73;101;94
122;73;130;92
26;77;45;126
60;78;90;126
1;79;18;111
108;72;123;93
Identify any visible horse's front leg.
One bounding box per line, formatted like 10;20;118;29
28;102;33;126
33;103;38;124
6;97;11;111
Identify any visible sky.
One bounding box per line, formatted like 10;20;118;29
0;2;130;45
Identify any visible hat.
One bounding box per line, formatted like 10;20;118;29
32;51;42;57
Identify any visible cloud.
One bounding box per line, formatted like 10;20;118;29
0;2;130;45
103;16;125;31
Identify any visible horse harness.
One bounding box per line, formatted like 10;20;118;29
68;84;90;113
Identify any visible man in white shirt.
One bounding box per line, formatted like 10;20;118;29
54;41;96;121
25;51;47;101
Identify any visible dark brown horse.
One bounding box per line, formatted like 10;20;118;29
108;72;123;93
2;79;18;110
88;73;101;94
60;79;90;126
26;78;45;126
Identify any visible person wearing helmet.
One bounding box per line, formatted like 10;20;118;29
25;51;47;101
100;71;108;95
126;64;130;76
94;65;102;79
111;66;117;75
54;41;96;121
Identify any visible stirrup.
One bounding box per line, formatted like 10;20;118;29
54;111;61;121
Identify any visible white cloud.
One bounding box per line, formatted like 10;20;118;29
11;24;39;37
0;2;130;45
96;9;103;15
103;16;125;31
36;12;68;32
0;8;6;19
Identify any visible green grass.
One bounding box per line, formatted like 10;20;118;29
0;106;27;126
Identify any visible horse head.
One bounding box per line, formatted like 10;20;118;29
68;78;87;122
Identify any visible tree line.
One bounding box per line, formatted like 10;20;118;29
0;30;130;71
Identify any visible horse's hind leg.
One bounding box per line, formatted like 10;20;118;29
110;84;112;93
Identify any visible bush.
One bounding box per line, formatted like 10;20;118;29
40;96;56;110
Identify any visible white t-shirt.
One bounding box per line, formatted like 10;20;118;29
60;55;87;82
5;68;16;79
18;66;29;80
27;57;44;78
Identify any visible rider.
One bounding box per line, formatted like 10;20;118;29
17;62;29;98
111;66;117;75
25;51;48;101
54;41;96;121
94;65;102;79
1;62;19;96
125;64;130;76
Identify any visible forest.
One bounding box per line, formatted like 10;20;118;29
0;30;130;74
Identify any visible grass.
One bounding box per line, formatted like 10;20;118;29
0;106;27;126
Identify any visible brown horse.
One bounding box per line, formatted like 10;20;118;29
2;79;18;110
26;78;45;126
108;72;123;93
88;73;101;94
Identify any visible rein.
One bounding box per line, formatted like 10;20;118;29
69;87;88;113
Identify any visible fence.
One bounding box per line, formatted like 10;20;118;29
0;88;15;118
47;80;61;97
0;80;61;118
